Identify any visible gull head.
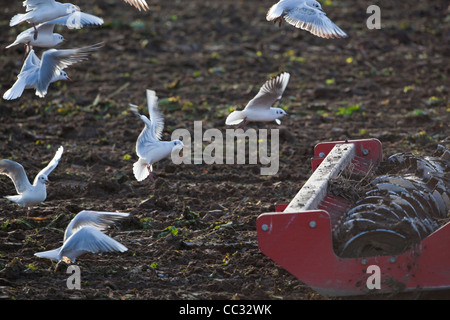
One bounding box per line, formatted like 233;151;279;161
273;108;289;119
66;4;81;14
37;174;49;185
53;34;65;47
57;70;71;82
307;0;323;11
172;140;184;150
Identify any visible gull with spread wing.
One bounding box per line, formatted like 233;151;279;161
7;12;104;57
130;89;184;182
34;210;129;263
0;146;63;214
267;0;347;39
10;0;80;40
3;43;103;100
225;72;290;128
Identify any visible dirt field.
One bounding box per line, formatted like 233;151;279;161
0;0;448;301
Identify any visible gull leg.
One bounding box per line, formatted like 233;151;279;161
25;207;49;221
147;165;154;182
23;42;30;61
274;17;283;27
54;257;71;272
273;11;287;27
239;118;247;131
33;24;38;40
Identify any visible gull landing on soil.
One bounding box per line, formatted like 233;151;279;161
34;210;129;267
0;146;63;217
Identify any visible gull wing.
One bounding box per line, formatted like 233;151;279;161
35;22;56;34
36;43;103;97
60;226;128;258
130;104;159;158
3;50;40;100
64;210;129;241
34;145;63;184
284;3;347;38
0;159;32;194
123;0;149;11
46;12;104;29
130;90;165;158
146;89;165;141
244;72;290;111
23;0;56;11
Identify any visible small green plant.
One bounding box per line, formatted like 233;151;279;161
335;104;361;116
425;96;442;105
413;109;426;116
1;220;10;230
158;226;179;238
141;217;152;230
325;78;335;85
25;264;37;271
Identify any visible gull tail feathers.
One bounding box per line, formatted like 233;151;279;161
3;78;27;100
133;158;149;181
6;40;19;49
34;248;61;261
3;88;20;100
5;195;21;204
35;88;47;99
225;111;245;125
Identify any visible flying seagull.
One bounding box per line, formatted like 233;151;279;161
3;43;103;100
267;0;347;39
225;72;290;128
7;12;104;57
10;0;81;40
130;89;184;182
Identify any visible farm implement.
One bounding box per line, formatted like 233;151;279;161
257;138;450;296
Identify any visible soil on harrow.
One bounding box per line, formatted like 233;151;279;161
0;0;448;300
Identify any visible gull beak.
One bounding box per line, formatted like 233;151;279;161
66;76;72;81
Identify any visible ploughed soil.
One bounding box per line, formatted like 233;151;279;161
0;0;448;300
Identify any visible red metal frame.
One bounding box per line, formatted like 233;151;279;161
257;139;450;296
